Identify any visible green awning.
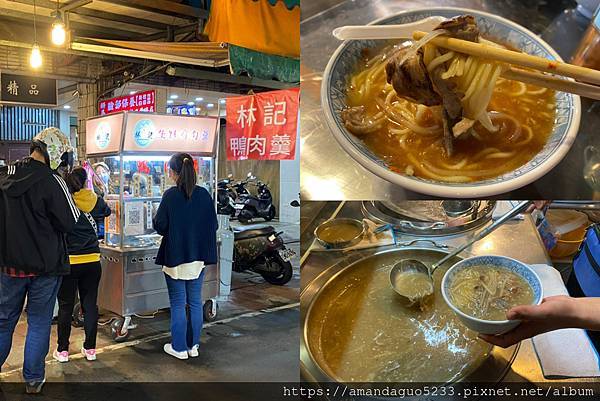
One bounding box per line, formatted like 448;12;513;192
229;45;299;83
264;0;300;9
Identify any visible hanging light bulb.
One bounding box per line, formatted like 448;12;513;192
51;18;66;46
30;0;42;68
30;43;42;69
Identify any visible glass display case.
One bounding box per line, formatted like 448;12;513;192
86;111;217;250
90;154;214;249
85;111;220;341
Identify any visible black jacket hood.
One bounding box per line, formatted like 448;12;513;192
0;158;52;197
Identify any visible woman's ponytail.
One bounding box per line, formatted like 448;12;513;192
169;153;197;200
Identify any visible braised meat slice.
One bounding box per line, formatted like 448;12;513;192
385;47;441;107
383;15;482;156
435;15;479;42
341;105;383;136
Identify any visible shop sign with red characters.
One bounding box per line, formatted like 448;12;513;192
226;88;299;160
99;90;155;115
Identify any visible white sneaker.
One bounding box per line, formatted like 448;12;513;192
188;344;199;358
163;343;188;360
53;350;69;363
81;347;97;361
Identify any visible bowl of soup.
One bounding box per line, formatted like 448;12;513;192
314;218;365;249
321;7;581;198
441;255;543;335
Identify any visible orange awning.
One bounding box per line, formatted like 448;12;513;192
204;0;299;59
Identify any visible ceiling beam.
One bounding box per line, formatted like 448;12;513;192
8;0;169;30
168;67;299;90
0;38;150;64
0;9;147;39
60;0;92;12
100;0;207;21
70;41;220;67
143;22;197;42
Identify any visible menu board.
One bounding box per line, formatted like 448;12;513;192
105;199;120;235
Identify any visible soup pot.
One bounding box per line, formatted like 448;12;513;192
301;244;519;385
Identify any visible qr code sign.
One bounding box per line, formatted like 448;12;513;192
128;209;141;225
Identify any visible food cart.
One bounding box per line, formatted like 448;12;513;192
85;111;220;341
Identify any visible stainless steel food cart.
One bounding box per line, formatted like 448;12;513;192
85;112;220;341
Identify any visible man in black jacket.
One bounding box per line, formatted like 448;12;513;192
0;128;79;394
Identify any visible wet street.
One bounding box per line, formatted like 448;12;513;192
0;221;300;399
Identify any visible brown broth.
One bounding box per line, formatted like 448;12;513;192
306;253;491;382
318;223;362;243
345;47;556;182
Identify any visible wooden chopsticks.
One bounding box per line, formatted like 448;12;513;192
413;30;600;100
503;68;600;101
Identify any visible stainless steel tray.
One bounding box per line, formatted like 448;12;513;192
301;245;518;385
362;201;496;236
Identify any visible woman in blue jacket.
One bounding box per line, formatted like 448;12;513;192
153;153;218;360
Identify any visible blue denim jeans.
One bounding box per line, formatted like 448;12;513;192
164;270;205;353
0;274;61;381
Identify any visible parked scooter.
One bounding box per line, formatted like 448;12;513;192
232;224;294;285
234;173;276;224
217;174;237;216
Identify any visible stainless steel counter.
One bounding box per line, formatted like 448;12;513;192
301;201;596;383
300;0;600;200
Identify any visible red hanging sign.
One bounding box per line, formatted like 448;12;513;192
226;88;299;160
99;90;156;115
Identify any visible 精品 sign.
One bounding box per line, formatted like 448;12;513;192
225;88;299;161
99;90;155;115
0;72;57;107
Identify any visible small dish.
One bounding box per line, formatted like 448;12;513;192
314;218;365;249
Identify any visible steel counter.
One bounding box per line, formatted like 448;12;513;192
301;201;595;383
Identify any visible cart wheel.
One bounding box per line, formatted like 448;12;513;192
72;303;84;328
203;300;218;322
111;318;130;342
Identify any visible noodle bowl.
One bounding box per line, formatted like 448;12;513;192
344;39;556;183
322;8;580;197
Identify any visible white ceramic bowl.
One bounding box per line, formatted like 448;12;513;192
441;255;543;335
321;7;581;198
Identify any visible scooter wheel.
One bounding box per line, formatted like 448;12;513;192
264;205;276;221
203;300;219;322
261;254;293;285
111;318;130;342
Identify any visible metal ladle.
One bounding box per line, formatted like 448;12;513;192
389;201;532;303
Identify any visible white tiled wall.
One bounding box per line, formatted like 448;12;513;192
279;133;300;223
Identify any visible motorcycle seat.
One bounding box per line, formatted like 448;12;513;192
233;224;276;240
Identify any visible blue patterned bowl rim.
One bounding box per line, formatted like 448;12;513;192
321;7;582;198
441;255;543;324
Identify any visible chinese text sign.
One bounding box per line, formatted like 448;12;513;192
0;73;57;106
99;90;155;115
226;88;299;161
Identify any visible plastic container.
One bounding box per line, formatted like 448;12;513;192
546;210;590;258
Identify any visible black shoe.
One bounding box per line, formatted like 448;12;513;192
25;379;45;394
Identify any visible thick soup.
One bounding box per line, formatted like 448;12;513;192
318;222;362;244
306;253;491;382
393;271;434;302
449;265;534;321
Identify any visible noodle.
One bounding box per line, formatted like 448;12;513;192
342;31;556;183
